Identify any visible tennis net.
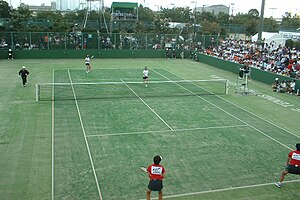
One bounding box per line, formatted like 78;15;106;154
35;79;229;101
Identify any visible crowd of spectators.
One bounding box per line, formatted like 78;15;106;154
204;38;300;80
272;78;297;94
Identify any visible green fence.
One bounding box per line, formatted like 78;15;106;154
0;49;169;59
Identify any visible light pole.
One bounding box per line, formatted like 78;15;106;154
269;8;277;31
202;5;207;13
229;3;235;17
269;7;277;18
258;0;266;46
191;1;197;42
228;3;235;37
154;4;160;12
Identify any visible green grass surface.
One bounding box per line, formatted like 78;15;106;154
0;58;299;200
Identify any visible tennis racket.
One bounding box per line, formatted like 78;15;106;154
140;166;147;173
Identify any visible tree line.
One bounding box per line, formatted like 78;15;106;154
0;1;300;37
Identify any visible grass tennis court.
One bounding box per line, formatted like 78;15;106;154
0;58;300;200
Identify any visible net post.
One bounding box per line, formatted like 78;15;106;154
225;80;229;95
35;84;39;101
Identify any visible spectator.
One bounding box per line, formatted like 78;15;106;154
279;80;287;93
272;78;280;92
204;38;300;80
288;80;296;94
8;48;13;59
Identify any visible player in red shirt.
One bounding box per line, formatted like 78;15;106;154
146;155;166;200
275;143;300;188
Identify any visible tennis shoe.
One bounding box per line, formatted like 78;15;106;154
275;182;281;188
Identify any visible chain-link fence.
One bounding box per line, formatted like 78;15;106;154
0;32;225;51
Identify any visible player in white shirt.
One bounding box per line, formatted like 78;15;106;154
289;80;296;94
143;66;149;87
85;55;91;73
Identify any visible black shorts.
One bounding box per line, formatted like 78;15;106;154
286;165;300;174
143;76;148;80
86;63;90;66
148;179;163;191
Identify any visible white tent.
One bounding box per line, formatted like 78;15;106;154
252;31;300;48
251;31;290;48
251;32;278;42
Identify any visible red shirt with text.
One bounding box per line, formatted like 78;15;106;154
147;164;165;180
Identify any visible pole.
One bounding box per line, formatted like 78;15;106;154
35;84;39;101
257;0;265;46
191;1;197;43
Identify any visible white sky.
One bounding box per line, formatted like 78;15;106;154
5;0;300;18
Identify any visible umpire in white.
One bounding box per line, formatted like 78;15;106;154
18;66;30;87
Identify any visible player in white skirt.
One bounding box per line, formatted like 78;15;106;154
143;66;149;87
85;55;91;73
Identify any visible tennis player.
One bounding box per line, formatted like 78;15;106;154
275;143;300;188
85;55;91;73
146;155;166;200
18;66;29;87
143;66;149;87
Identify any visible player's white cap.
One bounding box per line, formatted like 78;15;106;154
22;66;26;69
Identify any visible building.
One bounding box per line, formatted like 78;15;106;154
28;2;56;11
19;2;56;11
196;5;229;15
56;0;78;11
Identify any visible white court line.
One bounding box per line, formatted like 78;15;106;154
152;69;293;151
51;69;54;200
162;69;299;140
86;124;247;137
218;96;300;139
120;79;174;131
138;179;300;200
67;70;103;200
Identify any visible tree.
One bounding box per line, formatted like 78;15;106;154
0;0;12;18
263;18;279;32
160;7;191;23
248;9;259;18
201;20;221;35
285;39;294;49
11;4;32;31
150;15;171;34
229;9;260;36
281;12;300;30
244;19;258;36
199;11;217;22
138;6;155;22
216;12;230;24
